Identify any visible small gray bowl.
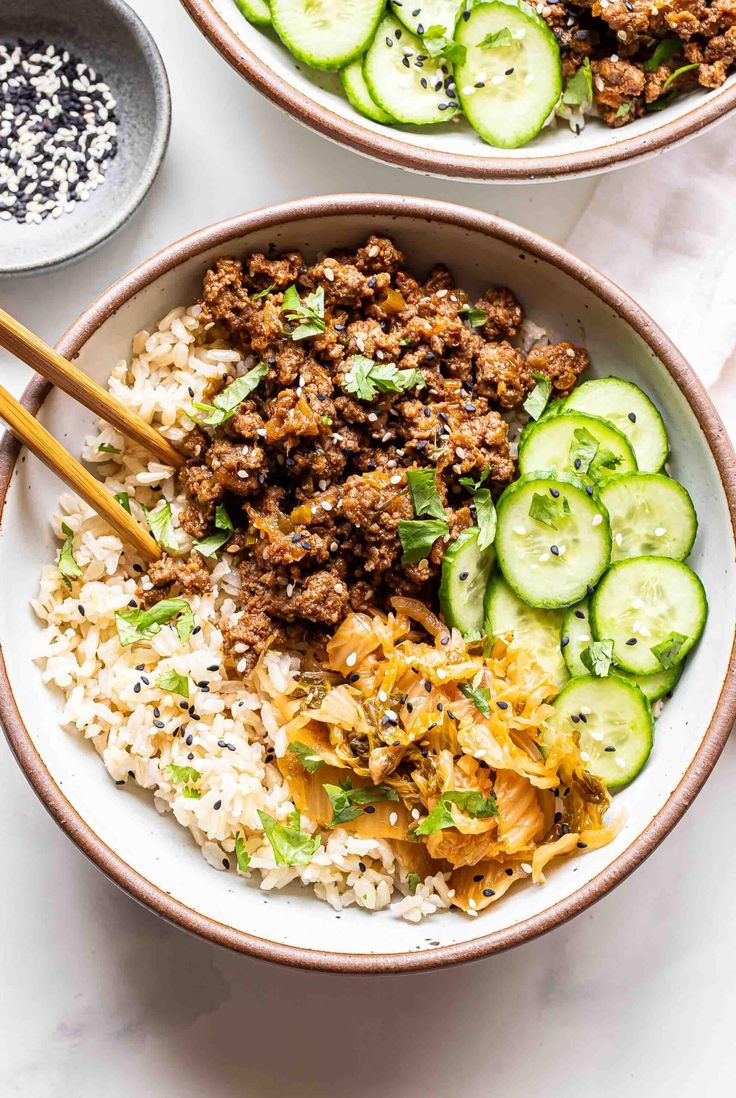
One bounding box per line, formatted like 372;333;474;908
0;0;170;276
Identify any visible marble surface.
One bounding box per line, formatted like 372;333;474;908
1;2;734;1094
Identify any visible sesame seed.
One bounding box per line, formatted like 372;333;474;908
346;652;357;668
628;412;637;423
389;812;398;826
626;637;638;645
592;514;603;526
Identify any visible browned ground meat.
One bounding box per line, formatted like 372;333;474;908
544;0;736;125
143;238;590;672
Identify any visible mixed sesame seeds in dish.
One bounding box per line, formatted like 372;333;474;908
228;0;736;149
34;235;707;921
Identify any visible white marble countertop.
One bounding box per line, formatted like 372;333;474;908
1;2;735;1094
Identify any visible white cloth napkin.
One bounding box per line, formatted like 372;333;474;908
566;117;736;397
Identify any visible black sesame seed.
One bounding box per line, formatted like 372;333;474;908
222;858;230;870
560;824;571;836
424;680;432;692
578;712;587;723
136;664;145;671
473;874;483;882
626;637;638;645
576;841;587;849
549;487;560;498
561;635;570;648
497;700;509;710
585;485;594;496
359;861;367;872
214;799;222;810
574;457;582;470
550;544;560;556
628;411;637;423
604;746;616;752
459;570;469;581
571;714;580;724
364;805;376;814
586;584;595;596
505;867;514;876
483;888;495;897
133;683;141;694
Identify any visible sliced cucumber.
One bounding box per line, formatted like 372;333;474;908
340;59;395;122
364;13;460;124
439;527;495;637
545;675;654;791
234;0;272;26
563;378;669;473
598;473;697;563
495;475;611;609
561;597;681;701
454;1;562;149
270;0;385;70
590;556;707;675
518;411;638;483
485;574;568;691
390;0;463;36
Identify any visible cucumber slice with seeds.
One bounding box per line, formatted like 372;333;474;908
590;556;707;675
485;574;568;691
390;0;464;36
518;411;638;482
341;59;395;122
546;675;654;791
439;527;495;637
561;598;682;701
364;13;460;124
270;0;385;70
495;474;611;609
454;1;563;149
235;0;272;26
598;473;697;562
563;378;669;473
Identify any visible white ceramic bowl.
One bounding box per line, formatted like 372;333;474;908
1;195;735;972
180;0;736;183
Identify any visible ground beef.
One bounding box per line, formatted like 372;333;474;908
145;238;592;672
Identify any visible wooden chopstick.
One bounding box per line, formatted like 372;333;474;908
0;306;185;470
0;384;161;562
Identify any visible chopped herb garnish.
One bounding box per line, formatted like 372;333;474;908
588;448;622;483
167;763;201;785
143;500;179;553
192;362;269;426
156;668;191;698
422;24;467;65
288;741;326;773
662;62;699;92
323;777;398;828
115;598;195;647
97;442;121;454
58;522;82;589
281;284;326;341
528;491;571;529
407;872;421;895
523;372;552;421
459;467;490;493
459;682;492;716
398;518;449;563
615;102;632;118
406;468;446;520
642;38;681;71
651;631;688;669
215;503;233;532
343;355;426;401
257;809;322;866
251;282;275;301
580;638;614;677
569;425;600;474
193;503;235;558
411;790;498;837
459;304;488;327
479;27;513;49
472;488;497;551
182;786;201;799
562;57;593;107
114;491;131;514
235;832;251;872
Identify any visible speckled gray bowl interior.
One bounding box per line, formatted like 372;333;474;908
0;0;170;275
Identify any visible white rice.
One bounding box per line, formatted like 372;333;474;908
31;302;452;921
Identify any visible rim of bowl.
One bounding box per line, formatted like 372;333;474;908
1;194;735;973
0;0;172;276
178;0;736;183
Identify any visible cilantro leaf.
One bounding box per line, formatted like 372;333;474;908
281;284;326;341
323;778;398;828
406;468;446;520
251;282;275;301
651;631;688;669
58;522;82;589
215;503;233;532
166;763;201;785
143;500;179;553
528;491;571;529
343;355;426;401
115;598;195;647
288;741;326;773
569;425;600;474
459;304;488;328
407;872;421;895
398;518;449;563
580;639;614;677
97;443;121;454
459;467;491;493
194;502;235;558
192;362;269;426
182;786;201;799
235;833;251;872
479;27;513;49
563;57;593;107
114;491;131;514
523;373;552;421
616;102;632;118
411;790;498;837
642;38;681;71
459;682;492;716
257;809;322;866
588;448;622;483
471;488;497;551
156;668;191;698
662;62;699;92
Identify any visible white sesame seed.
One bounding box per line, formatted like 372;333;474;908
615;532;623;546
390;474;402;485
378;690;387;702
346;652;357;668
323;267;334;282
321;500;333;511
411;808;420;820
389;812;398;826
513;525;527;536
520;862;532;874
592;514;603;526
539;552;550;563
654;527;666;537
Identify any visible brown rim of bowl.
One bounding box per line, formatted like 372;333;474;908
178;0;736;183
1;194;735;974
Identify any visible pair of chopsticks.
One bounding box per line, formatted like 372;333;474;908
0;306;186;562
